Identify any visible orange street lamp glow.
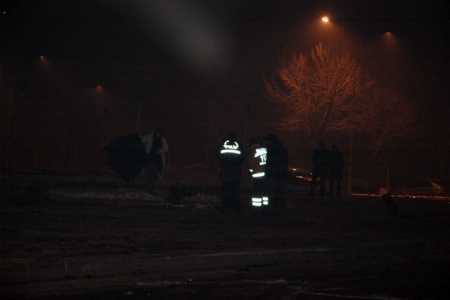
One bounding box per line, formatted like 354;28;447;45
322;16;329;23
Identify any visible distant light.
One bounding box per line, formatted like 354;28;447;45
322;16;329;23
38;56;49;67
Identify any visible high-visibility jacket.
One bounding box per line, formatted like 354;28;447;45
248;143;267;178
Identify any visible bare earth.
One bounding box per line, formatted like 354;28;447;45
1;180;450;299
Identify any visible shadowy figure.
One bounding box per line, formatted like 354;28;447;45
308;141;330;197
248;137;268;209
382;193;399;217
141;125;169;195
265;133;289;214
328;145;344;199
216;130;245;213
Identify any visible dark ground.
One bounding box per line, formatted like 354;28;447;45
1;174;450;299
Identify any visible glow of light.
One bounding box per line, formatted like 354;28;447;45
322;16;329;23
134;1;231;72
38;56;50;68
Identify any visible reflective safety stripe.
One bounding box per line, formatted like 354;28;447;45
255;148;267;157
221;140;241;155
252;172;265;178
255;147;267;165
252;197;262;207
262;197;269;206
220;149;241;154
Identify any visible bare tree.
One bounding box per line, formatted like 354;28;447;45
359;85;417;189
360;86;417;158
264;43;373;149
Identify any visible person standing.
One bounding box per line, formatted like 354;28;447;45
216;130;245;213
328;145;344;198
248;137;268;209
141;125;169;195
265;133;289;214
308;141;330;197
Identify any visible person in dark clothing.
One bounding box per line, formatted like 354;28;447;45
308;141;330;197
216;130;245;213
328;144;344;198
141;126;169;195
265;133;289;214
248;137;268;209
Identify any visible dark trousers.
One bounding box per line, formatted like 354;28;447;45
251;177;268;207
146;162;160;192
220;180;240;212
309;169;327;197
267;177;285;212
328;177;341;198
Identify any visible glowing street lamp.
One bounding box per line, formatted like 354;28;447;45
321;16;329;23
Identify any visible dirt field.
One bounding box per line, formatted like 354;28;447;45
1;181;450;299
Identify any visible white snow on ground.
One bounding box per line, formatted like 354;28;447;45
50;188;221;208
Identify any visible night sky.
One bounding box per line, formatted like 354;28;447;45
1;0;449;178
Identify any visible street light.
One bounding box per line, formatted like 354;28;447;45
321;16;329;23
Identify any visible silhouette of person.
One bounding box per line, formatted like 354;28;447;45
328;145;344;198
248;137;268;209
216;130;245;213
308;141;330;197
265;133;289;214
141;125;169;195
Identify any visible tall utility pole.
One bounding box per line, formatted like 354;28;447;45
347;71;356;195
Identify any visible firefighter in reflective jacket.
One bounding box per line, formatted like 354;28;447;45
248;138;268;208
216;130;245;213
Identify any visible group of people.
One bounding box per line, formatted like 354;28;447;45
138;126;343;214
215;130;288;214
308;141;345;198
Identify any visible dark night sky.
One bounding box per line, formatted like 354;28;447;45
1;0;449;171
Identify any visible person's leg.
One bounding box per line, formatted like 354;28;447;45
274;178;285;213
261;179;269;206
146;162;159;194
336;179;341;198
309;172;317;195
328;177;335;197
267;178;276;208
232;180;240;212
252;179;264;208
319;174;326;197
220;181;230;212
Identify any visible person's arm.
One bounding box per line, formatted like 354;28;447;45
140;134;152;154
160;137;169;154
